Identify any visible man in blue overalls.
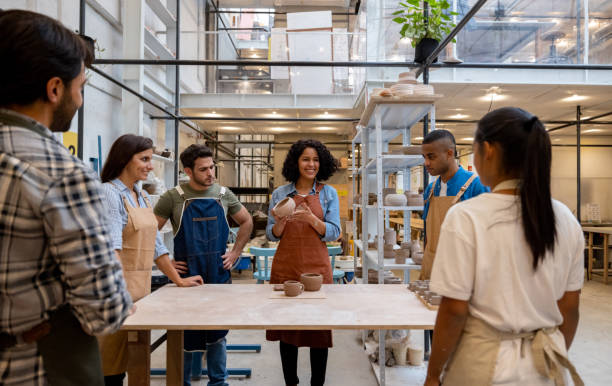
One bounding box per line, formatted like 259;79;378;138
155;144;253;386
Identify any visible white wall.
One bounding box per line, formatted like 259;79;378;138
551;146;612;222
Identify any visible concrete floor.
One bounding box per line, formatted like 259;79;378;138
142;276;612;385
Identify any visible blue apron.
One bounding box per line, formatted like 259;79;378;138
173;186;230;348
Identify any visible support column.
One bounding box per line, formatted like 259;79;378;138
576;105;581;221
122;0;145;136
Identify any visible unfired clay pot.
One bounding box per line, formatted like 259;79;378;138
408;347;424;366
300;273;323;291
283;280;304;297
384;194;407;206
394;251;407;264
412;252;424;265
384;229;396;244
274;197;296;218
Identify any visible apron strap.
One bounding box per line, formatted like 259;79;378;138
175;185;185;197
531;330;585;386
452;174;477;204
426;179;437;203
315;182;324;194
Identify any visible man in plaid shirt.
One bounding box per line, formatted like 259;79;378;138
0;10;132;385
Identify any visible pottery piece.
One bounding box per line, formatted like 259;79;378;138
394;252;407;264
412;252;424;265
273;284;284;291
384;276;402;284
429;295;442;305
355;266;363;278
283;280;304;297
407;196;425;207
401;145;422;155
273;197;296;218
408;347;424;366
400;241;412;249
398;71;417;83
383;229;396;244
300;273;323;291
384;194;407;206
411;241;423;256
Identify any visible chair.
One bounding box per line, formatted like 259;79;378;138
249;247;276;284
327;245;345;284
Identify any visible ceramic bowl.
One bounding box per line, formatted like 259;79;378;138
300;273;323;291
273;197;296;218
384;194;407;206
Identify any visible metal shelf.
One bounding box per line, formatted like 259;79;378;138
365;205;424;211
152;154;174;163
364;155;424;173
359;95;441;130
354;240;421;270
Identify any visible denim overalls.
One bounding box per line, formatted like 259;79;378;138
173;185;230;386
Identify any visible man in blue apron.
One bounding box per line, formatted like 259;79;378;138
155;144;253;386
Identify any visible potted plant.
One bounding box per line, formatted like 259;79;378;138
392;0;458;63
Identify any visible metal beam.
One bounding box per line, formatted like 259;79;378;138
77;0;85;160
547;110;612;132
173;0;180;185
93;58;612;71
416;0;489;77
151;116;358;122
576;105;581;222
89;66;238;158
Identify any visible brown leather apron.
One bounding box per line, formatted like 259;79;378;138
442;315;583;386
420;175;477;280
266;183;333;348
98;192;157;375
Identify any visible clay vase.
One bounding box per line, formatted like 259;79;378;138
384;229;396;245
300;273;323;291
394;251;407;265
411;241;423;256
408;347;424;366
412;252;424;265
274;197;296;218
384;194;407;206
283;280;304;297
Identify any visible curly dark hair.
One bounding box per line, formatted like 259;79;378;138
282;139;339;183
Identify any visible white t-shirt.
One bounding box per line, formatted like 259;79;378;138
431;193;584;333
439;181;448;196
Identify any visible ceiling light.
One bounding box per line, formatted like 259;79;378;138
270;127;289;132
316;126;334;131
562;94;588;102
219;126;241;131
272;111;277;115
480;86;506;102
414;136;423;140
461;137;474;142
324;111;329;115
589;20;599;29
250;47;255;51
553;138;561;142
449;114;469;119
582;129;602;133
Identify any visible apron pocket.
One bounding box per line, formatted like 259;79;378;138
192;216;219;244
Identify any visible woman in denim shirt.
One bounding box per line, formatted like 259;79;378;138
266;139;341;386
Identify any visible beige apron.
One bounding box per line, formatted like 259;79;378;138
442;316;584;386
98;192;157;375
420;175;477;280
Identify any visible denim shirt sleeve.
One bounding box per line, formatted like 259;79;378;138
266;188;283;241
142;191;170;259
320;185;341;242
101;183;126;251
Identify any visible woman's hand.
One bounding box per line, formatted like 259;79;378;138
271;208;289;238
178;275;204;287
291;204;316;225
172;260;188;274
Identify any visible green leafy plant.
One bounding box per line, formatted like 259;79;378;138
392;0;458;48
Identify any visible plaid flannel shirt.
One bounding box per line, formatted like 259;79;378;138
0;108;132;385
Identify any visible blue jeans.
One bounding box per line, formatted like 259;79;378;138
183;338;228;386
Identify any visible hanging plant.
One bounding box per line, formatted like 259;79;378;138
392;0;458;48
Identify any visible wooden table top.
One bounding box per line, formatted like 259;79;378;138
582;227;612;235
121;284;437;331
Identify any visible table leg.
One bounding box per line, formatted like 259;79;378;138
379;329;385;386
166;330;184;386
127;330;151;386
588;232;593;281
604;234;609;285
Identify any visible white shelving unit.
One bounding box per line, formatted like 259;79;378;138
350;95;441;386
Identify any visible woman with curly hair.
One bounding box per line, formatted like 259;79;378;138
266;139;341;386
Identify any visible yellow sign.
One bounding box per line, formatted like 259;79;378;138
63;132;78;156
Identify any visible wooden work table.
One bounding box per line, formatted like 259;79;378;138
583;226;612;284
122;284;437;385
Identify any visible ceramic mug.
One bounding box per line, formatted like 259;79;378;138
283;280;304;297
300;273;323;291
274;197;296;218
